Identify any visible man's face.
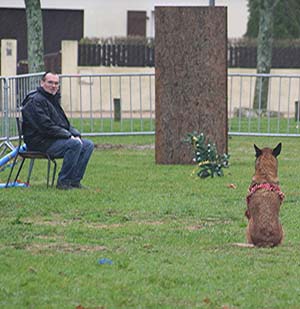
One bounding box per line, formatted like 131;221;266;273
41;73;60;95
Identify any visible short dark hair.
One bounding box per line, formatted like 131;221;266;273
41;71;58;81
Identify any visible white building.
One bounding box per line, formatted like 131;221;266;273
1;0;248;39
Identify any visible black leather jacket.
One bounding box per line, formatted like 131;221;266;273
22;86;81;152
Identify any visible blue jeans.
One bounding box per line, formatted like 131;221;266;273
47;138;94;185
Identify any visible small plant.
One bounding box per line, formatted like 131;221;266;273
186;132;230;178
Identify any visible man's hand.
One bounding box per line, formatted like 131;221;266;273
71;135;83;144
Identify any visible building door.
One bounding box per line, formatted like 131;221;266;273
0;8;83;62
127;11;147;36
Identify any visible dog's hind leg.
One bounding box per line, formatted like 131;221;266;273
246;222;254;244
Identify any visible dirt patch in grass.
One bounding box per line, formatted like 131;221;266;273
94;143;154;150
139;221;163;226
186;225;205;231
26;243;107;254
22;217;164;229
0;242;107;253
22;216;231;231
185;218;232;231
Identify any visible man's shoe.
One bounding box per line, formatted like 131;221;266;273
56;180;74;190
71;182;89;189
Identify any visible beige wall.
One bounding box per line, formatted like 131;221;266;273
61;40;155;115
2;39;300;117
229;68;300;117
60;67;155;116
1;39;17;76
61;41;300;117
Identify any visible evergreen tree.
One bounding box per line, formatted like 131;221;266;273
185;132;230;179
245;0;259;39
25;0;44;73
245;0;300;39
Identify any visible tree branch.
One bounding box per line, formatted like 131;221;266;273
271;0;280;11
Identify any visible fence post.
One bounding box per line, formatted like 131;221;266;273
295;101;300;121
114;98;121;121
3;78;9;141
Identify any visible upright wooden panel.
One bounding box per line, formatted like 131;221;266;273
155;6;228;164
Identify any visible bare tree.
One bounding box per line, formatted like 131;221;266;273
25;0;44;73
253;0;279;110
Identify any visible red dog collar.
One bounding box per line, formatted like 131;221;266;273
246;183;285;206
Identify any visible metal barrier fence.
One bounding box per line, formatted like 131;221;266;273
1;72;300;142
228;73;300;137
0;73;43;142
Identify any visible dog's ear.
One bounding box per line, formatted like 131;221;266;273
272;142;282;157
254;144;262;158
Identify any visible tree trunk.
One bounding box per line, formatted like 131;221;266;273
253;0;275;110
25;0;44;73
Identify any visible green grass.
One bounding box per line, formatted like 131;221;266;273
65;116;300;135
229;117;300;134
71;118;155;134
3;116;300;139
0;135;300;308
1;118;155;139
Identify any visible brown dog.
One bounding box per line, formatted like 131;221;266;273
245;143;284;247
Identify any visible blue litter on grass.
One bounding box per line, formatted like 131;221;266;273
98;258;113;265
0;181;29;188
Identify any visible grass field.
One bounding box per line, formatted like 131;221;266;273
71;116;300;135
229;117;300;135
3;116;300;139
1;135;300;308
